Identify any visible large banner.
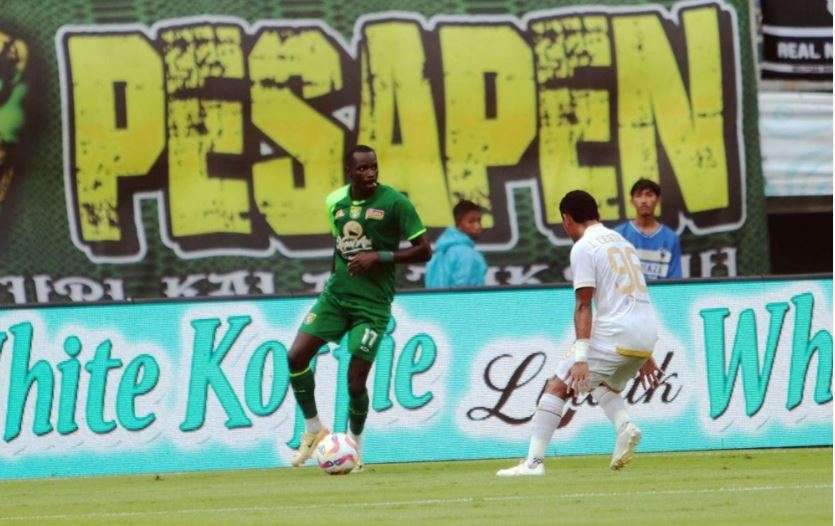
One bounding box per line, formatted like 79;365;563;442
759;0;833;82
1;0;767;304
0;277;829;479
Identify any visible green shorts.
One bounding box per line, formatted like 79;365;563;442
299;291;390;362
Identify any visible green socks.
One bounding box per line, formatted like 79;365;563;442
348;390;369;436
291;366;369;436
289;366;318;419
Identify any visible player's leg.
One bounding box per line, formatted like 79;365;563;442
591;354;647;470
496;373;571;477
288;331;327;428
498;347;629;476
591;383;641;470
591;383;630;431
287;330;331;466
346;354;373;472
287;296;348;466
343;318;386;473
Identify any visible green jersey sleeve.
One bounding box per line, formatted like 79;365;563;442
397;194;427;241
325;185;349;237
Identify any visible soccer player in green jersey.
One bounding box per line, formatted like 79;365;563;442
287;145;432;471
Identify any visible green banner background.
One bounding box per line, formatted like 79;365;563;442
0;0;767;304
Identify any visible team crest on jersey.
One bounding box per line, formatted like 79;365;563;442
334;209;345;219
304;312;317;325
349;206;362;219
365;208;385;220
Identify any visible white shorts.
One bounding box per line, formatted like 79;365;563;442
554;344;650;393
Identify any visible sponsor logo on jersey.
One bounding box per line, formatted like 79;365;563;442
366;208;385;220
336;220;373;258
349;206;362;219
335;209;345;219
304;312;317;325
635;248;671;279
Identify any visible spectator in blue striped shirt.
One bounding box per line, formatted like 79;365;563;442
614;179;683;280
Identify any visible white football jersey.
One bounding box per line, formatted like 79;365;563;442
570;223;658;354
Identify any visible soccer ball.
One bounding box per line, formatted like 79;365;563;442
313;433;358;475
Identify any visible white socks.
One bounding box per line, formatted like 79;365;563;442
522;388;630;467
304;415;322;434
592;386;630;431
526;393;566;463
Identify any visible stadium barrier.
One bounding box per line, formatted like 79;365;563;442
0;275;830;478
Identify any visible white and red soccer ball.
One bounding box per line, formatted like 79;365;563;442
313;433;358;475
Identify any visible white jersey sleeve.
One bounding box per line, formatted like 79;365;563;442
570;243;596;290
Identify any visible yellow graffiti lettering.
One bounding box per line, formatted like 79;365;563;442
532;16;618;223
162;25;250;237
59;6;743;260
614;6;729;214
250;27;344;235
357;21;450;227
66;34;164;242
440;25;536;227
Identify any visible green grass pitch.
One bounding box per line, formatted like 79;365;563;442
0;448;830;525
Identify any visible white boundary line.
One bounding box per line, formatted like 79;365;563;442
0;483;829;521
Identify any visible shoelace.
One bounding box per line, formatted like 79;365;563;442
526;457;543;468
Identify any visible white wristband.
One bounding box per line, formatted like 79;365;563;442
572;339;590;362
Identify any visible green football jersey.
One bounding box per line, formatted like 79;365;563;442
324;184;426;306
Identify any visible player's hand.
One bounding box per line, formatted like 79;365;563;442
347;251;380;276
568;361;590;394
638;357;663;390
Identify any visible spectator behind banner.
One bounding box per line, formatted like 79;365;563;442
614;179;683;280
425;200;488;288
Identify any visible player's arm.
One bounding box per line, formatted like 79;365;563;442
346;234;431;275
569;245;596;343
574;287;594;340
395;233;431;263
567;286;594;393
567;242;596;393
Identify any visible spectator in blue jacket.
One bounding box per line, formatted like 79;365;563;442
425;200;488;288
614;179;683;280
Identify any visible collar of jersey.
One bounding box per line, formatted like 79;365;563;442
628;220;662;238
349;185;379;205
327;184;379;208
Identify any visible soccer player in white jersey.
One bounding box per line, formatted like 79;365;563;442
497;190;663;477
